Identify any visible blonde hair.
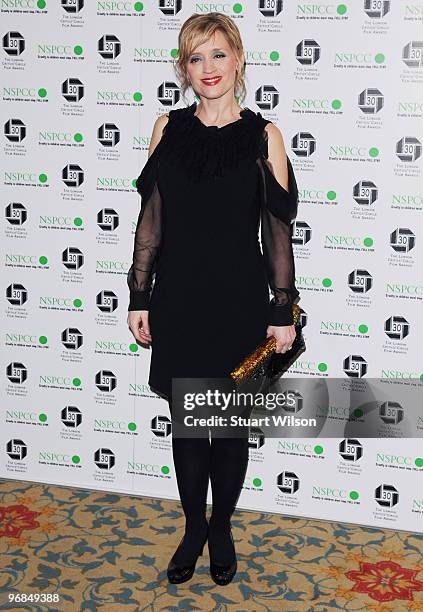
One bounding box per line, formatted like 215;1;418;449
174;12;246;105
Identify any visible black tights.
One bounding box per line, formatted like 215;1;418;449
169;400;250;566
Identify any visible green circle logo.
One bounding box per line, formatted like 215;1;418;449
314;445;323;455
337;4;347;14
39;413;47;422
72;377;81;387
233;3;243;13
73;298;82;308
363;237;373;247
74;133;83;143
39;255;48;265
318;362;327;372
39;174;47;183
37;0;46;8
322;278;332;287
38;88;47;98
134;2;144;11
39;336;48;345
369;147;379;158
74;217;83;227
349;490;359;500
331;99;342;110
129;343;138;353
128;422;137;431
353;408;363;418
72;455;81;464
74;45;83;56
161;465;170;474
358;324;368;334
270;51;279;62
170;48;178;59
252;477;262;487
133;91;142;102
327;191;337;201
375;53;385;64
415;458;423;468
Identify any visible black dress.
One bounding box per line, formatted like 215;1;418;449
127;101;300;400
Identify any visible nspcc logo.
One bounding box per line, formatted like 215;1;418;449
296;39;321;65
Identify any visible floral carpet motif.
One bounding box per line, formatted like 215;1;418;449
0;478;422;612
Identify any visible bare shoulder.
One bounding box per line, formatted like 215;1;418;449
148;112;170;157
264;122;287;155
263;122;288;190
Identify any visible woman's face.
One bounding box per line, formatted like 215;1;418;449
186;30;240;100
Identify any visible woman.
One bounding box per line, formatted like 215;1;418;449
127;12;299;586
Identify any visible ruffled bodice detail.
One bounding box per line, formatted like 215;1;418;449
158;102;268;182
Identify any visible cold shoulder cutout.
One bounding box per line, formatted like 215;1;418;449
127;103;301;398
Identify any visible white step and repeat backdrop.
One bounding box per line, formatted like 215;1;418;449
2;1;422;533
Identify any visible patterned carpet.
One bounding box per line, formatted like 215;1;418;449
0;478;422;612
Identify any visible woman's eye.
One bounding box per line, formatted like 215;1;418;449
189;54;226;63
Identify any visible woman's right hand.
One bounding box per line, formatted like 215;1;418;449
127;310;152;345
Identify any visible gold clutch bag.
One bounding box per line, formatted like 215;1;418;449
230;304;305;389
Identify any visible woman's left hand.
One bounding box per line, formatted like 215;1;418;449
267;324;296;353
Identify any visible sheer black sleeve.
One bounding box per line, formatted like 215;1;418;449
127;142;163;311
257;126;300;326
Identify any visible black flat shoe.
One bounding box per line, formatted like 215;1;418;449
167;523;209;584
208;526;237;586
